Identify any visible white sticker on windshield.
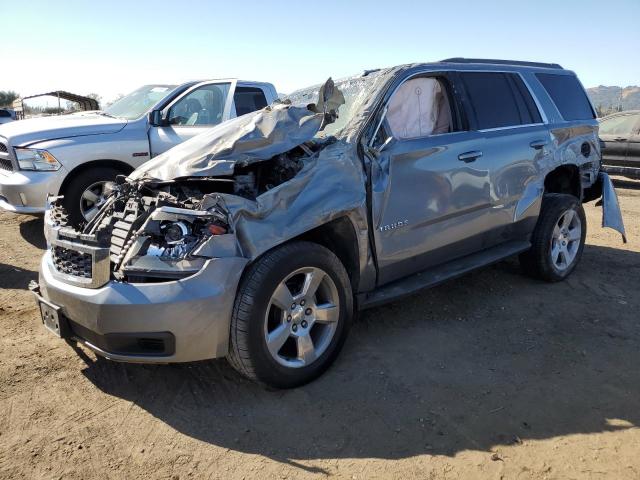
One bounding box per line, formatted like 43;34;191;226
151;87;169;93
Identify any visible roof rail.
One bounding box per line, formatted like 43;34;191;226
440;58;563;70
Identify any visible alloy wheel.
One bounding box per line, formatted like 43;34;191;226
79;181;114;222
550;208;582;271
263;267;340;368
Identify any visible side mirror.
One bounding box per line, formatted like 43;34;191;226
148;110;163;126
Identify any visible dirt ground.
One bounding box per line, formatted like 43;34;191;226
1;181;639;480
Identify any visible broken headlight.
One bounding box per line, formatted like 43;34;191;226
120;208;229;281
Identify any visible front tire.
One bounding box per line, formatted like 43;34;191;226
227;241;353;388
61;167;121;228
520;193;587;282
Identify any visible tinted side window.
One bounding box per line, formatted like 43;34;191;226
234;87;268;117
536;73;595;121
461;72;539;129
508;75;543;124
0;110;11;118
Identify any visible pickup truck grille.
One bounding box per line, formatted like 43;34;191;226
51;246;93;279
0;158;12;172
0;141;12;172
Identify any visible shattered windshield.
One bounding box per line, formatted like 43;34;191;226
104;85;177;120
286;71;388;139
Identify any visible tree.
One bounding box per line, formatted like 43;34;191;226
85;93;102;109
0;91;20;108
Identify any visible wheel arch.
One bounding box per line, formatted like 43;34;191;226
244;216;361;293
58;159;134;195
292;216;361;292
544;164;581;199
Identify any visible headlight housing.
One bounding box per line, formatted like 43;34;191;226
15;148;61;171
119;207;230;281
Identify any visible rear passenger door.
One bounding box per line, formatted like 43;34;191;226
457;71;551;247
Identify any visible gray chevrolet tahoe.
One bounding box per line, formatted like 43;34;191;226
32;59;626;388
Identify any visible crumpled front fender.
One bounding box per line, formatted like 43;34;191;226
600;172;627;243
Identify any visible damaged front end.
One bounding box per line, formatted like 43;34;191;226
43;78;358;287
44;142;322;286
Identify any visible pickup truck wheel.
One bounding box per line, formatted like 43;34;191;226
228;241;353;388
62;167;120;228
520;193;586;282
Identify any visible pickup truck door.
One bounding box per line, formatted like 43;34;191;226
370;74;492;285
599;113;640;166
148;82;273;157
148;81;236;157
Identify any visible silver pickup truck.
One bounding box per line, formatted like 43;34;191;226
32;59;626;388
0;80;278;225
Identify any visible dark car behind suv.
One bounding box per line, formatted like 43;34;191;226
600;110;640;179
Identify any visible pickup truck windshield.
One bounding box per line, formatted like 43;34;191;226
103;85;177;120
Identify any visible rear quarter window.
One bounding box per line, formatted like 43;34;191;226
536;73;595;121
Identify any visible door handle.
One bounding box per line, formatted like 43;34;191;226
614;137;628;142
530;139;548;149
458;150;483;163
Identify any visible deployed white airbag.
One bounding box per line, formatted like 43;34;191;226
387;78;451;139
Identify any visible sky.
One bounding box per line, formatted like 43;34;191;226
1;0;639;105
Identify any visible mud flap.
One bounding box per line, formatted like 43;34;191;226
599;172;627;243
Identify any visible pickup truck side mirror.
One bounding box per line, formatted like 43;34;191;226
148;110;163;126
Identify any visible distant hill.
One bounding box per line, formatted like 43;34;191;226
587;86;640;116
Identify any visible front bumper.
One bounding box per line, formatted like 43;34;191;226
0;168;66;214
37;251;248;363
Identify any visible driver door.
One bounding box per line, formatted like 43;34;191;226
148;81;233;156
371;73;492;285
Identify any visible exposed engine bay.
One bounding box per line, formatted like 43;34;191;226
48;143;319;283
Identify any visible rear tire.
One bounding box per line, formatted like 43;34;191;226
62;167;121;228
227;241;353;388
520;193;586;282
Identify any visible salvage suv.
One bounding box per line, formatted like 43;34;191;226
0;79;278;226
32;59;626;388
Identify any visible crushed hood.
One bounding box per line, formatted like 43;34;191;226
0;112;128;147
132;79;346;181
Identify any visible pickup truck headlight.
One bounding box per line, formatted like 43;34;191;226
15;148;61;171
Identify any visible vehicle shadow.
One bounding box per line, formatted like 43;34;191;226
77;243;640;468
0;262;38;289
18;216;46;250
